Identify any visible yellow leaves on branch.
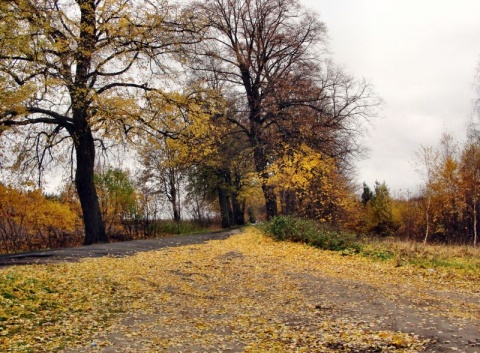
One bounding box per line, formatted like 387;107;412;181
0;80;35;119
265;143;354;222
139;89;218;165
266;144;332;190
91;94;142;139
96;0;171;43
237;171;265;206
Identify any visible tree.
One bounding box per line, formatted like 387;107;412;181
392;190;424;241
177;100;256;228
265;143;352;223
414;145;439;244
463;117;480;246
432;134;463;242
198;143;254;228
191;0;378;219
415;134;468;244
460;143;480;246
367;181;396;236
95;168;138;237
139;138;187;223
137;86;218;223
361;182;373;206
0;0;199;244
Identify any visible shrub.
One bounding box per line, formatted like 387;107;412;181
264;215;361;252
156;220;210;235
0;185;81;253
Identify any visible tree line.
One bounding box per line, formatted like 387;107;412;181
1;0;478;249
358;130;480;246
0;0;378;246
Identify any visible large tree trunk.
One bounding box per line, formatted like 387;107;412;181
232;173;245;225
226;195;234;225
232;196;245;225
217;186;231;228
72;0;106;245
253;144;277;219
75;129;107;245
168;169;181;222
223;171;235;225
173;207;181;223
280;189;297;215
262;184;278;220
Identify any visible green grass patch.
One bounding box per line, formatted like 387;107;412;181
360;247;395;261
264;215;361;252
149;220;213;236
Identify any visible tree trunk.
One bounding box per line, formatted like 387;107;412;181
217;186;231;228
232;195;245;225
222;171;235;225
247;206;256;223
423;194;431;245
225;194;234;226
232;173;245;225
474;199;477;247
280;189;297;215
253;145;277;219
262;184;277;220
171;193;181;223
75;129;107;245
168;168;181;222
72;0;106;245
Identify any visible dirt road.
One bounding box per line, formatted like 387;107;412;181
0;230;239;267
2;228;479;352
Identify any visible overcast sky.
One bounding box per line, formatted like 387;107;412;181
301;0;480;194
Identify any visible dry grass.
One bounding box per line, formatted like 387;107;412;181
361;237;480;275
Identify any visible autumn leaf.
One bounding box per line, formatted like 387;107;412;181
5;227;476;351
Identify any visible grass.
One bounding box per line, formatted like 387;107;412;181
361;238;480;274
156;220;206;235
263;215;361;252
263;216;480;275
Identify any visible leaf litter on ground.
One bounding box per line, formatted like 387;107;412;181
1;227;479;352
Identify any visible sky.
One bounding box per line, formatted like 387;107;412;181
301;0;480;194
4;0;480;197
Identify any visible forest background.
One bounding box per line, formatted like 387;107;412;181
1;0;480;254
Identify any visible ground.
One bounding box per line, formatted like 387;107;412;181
0;228;479;352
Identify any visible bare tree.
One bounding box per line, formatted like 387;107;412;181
414;145;439;244
139;140;186;223
190;0;378;219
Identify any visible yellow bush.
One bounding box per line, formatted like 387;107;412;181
0;184;80;253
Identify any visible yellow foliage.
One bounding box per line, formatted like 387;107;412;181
237;172;264;205
3;227;473;351
0;184;78;253
267;144;331;191
266;144;354;224
138;89;218;168
0;79;35;118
